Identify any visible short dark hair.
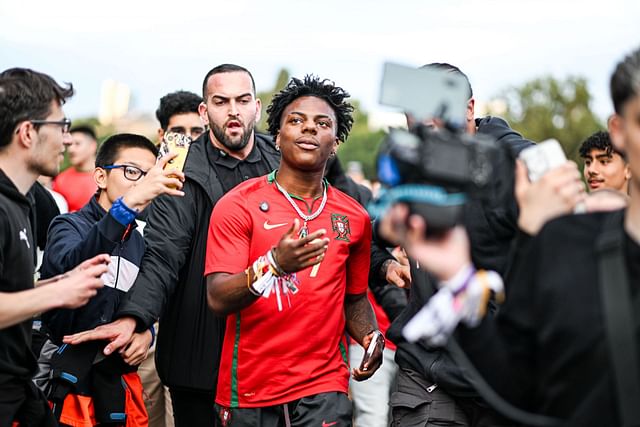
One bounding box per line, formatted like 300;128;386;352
70;125;97;141
611;47;640;115
579;130;625;160
0;68;74;149
156;90;202;130
95;133;158;168
201;64;256;99
420;62;474;99
266;75;354;142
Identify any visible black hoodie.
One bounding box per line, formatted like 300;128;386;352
388;116;534;396
0;169;38;385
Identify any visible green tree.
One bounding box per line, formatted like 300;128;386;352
488;76;604;162
256;68;290;133
336;100;385;180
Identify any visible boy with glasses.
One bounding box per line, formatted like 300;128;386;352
38;133;185;426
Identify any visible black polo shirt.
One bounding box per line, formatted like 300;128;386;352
206;136;277;193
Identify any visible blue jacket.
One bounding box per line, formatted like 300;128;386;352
40;196;145;343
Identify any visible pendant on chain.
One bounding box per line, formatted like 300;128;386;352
299;221;308;239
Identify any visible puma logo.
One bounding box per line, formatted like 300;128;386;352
263;220;288;230
19;228;30;249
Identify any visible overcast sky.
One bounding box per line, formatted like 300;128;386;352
1;0;638;122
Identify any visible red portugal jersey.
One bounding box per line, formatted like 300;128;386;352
205;171;371;408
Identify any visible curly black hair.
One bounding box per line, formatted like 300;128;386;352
266;75;354;142
156;90;202;130
578;130;624;159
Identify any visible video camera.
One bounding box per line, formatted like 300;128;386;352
369;63;515;237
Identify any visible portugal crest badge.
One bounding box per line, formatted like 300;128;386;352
331;213;351;242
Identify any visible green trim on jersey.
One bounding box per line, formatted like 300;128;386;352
339;340;348;365
231;314;241;407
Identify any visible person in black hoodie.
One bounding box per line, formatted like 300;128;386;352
384;63;534;426
0;68;109;426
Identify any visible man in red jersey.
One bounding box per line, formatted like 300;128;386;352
53;125;98;211
205;75;383;426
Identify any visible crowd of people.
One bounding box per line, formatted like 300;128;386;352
0;46;638;427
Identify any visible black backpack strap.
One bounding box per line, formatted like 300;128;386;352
595;210;640;426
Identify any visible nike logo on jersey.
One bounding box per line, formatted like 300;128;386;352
19;228;30;249
263;220;288;230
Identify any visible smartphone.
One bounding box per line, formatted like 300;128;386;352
160;131;191;174
359;332;383;371
518;139;566;182
379;62;470;128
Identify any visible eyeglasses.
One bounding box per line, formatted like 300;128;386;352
102;164;148;182
30;118;72;134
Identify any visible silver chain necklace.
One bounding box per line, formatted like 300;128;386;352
274;178;327;239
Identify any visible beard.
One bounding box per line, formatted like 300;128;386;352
28;138;62;178
28;157;60;178
210;118;255;152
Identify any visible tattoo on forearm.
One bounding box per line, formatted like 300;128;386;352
345;294;378;344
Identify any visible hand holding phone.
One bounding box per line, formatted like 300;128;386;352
359;330;385;371
518;139;566;182
159;132;191;184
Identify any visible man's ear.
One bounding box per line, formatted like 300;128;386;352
157;128;165;142
15;121;36;150
275;132;280;151
255;98;262;124
608;114;626;154
466;98;476;134
94;167;107;190
467;98;475;122
198;102;209;126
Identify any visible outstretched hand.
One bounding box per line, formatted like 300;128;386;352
54;254;110;309
272;219;329;273
63;316;137;357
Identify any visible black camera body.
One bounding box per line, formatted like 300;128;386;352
374;125;512;236
370;62;516;237
389;125;499;194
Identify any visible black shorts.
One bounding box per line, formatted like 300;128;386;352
215;391;352;427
